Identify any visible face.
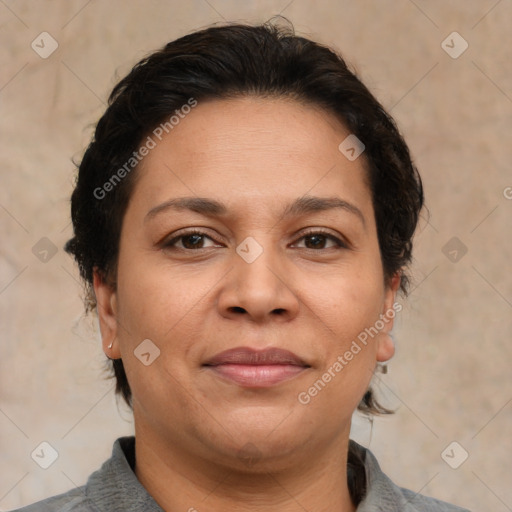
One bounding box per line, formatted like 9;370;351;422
94;96;399;471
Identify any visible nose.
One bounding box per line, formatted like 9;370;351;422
216;242;301;324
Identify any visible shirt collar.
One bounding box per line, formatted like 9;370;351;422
84;436;442;512
85;436;163;511
351;440;420;511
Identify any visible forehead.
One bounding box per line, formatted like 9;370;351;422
157;95;351;167
131;96;372;217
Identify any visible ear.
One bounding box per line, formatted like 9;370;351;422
376;273;401;363
93;268;121;359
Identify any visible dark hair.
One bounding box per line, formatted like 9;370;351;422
65;17;423;501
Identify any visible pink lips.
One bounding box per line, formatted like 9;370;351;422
203;347;310;388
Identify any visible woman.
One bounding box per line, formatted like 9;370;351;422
13;19;470;512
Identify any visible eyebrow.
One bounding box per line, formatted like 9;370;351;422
145;195;366;228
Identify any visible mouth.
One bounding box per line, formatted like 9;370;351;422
202;347;311;388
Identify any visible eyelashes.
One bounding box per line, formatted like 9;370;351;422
162;228;349;252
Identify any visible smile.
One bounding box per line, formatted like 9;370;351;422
203;347;310;388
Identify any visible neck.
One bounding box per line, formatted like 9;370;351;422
133;427;357;512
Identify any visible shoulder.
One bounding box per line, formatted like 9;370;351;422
350;440;471;512
8;437;128;512
398;487;471;512
9;437;161;512
7;487;98;512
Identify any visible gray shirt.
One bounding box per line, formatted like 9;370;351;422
10;437;470;512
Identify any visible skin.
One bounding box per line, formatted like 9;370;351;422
94;96;400;512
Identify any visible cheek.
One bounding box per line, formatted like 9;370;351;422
113;258;205;410
300;257;384;338
296;261;385;405
115;251;207;342
113;251;216;398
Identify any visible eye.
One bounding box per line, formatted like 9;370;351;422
162;228;348;252
292;229;347;250
163;230;221;250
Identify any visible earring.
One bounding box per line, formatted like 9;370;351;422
108;341;113;349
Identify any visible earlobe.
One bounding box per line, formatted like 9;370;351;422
376;333;395;362
93;268;121;359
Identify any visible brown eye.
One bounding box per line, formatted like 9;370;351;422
293;230;347;250
164;230;219;250
180;234;207;249
303;234;329;249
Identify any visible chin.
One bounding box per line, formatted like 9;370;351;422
214;436;308;474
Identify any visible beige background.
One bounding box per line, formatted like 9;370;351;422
1;1;511;511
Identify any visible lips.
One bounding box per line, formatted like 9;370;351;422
204;347;308;366
203;347;310;388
